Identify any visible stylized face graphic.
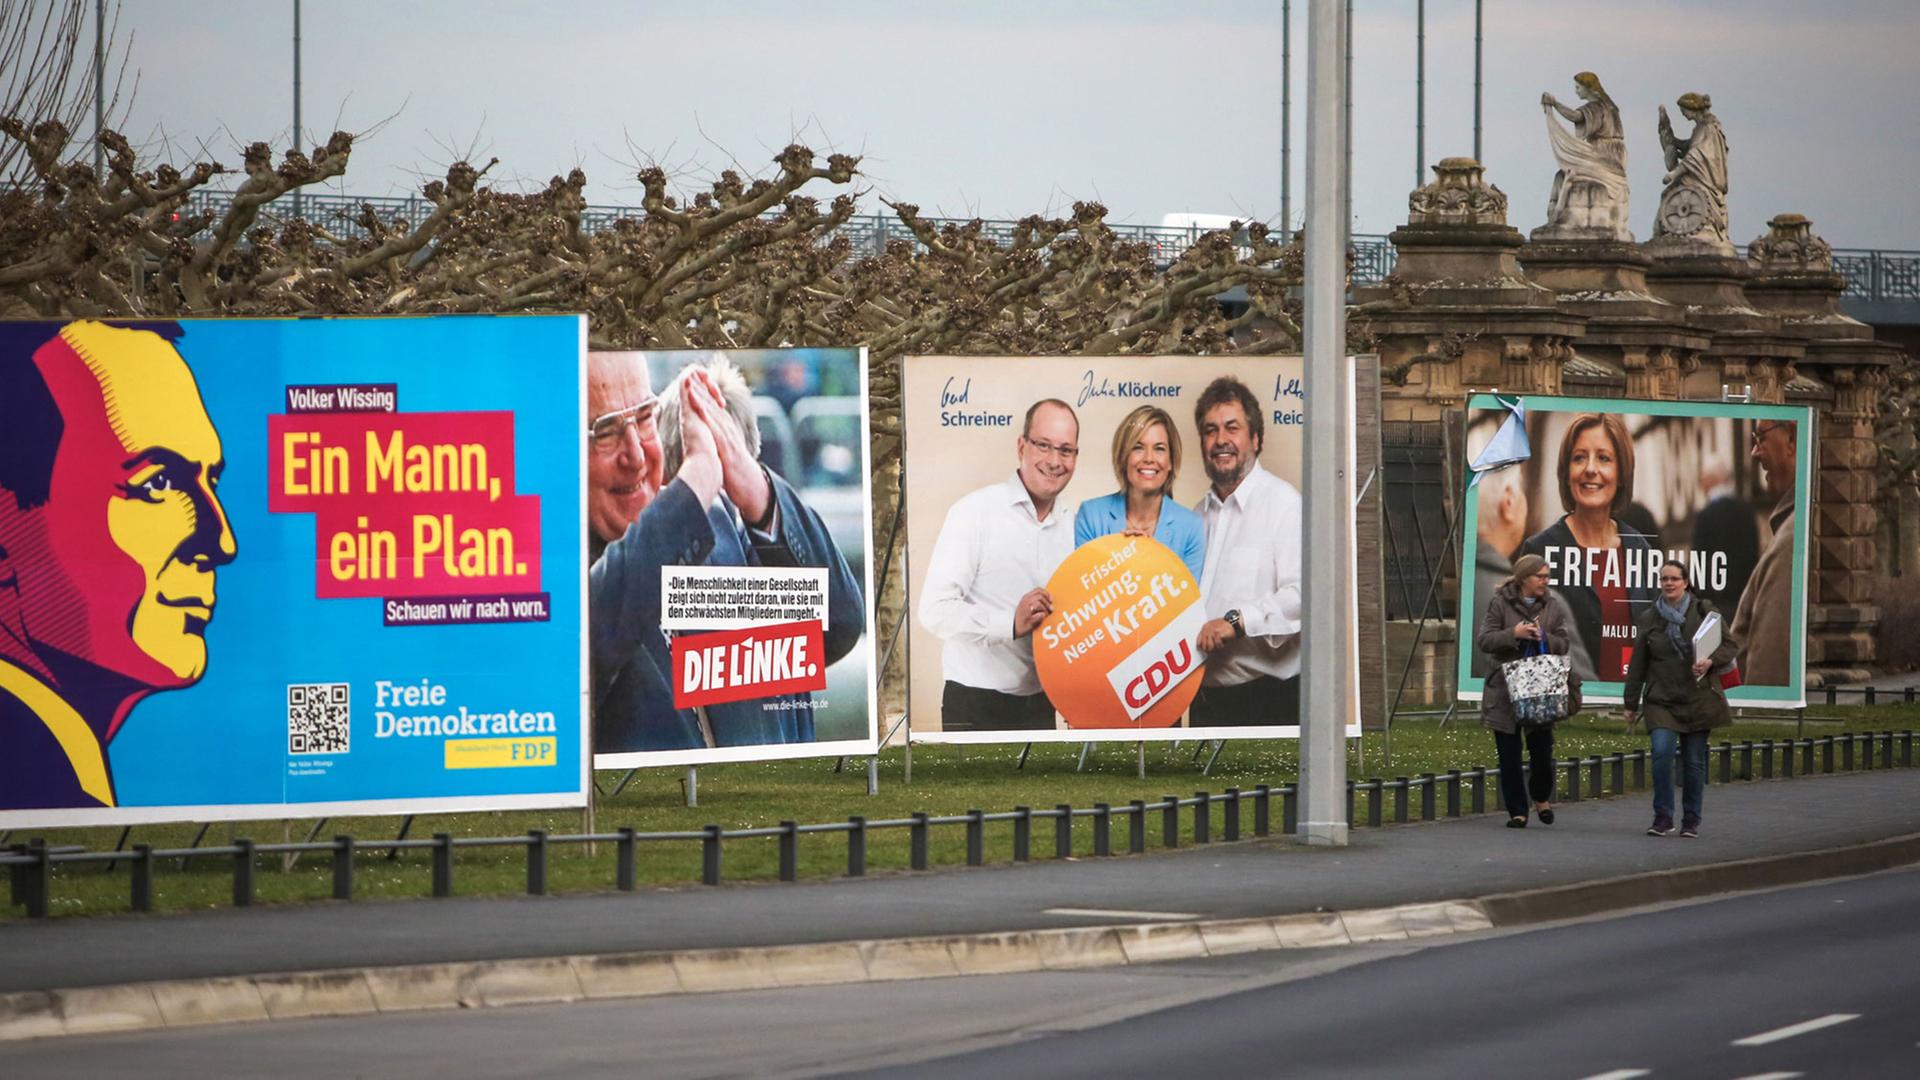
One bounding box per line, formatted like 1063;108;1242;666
1125;423;1173;497
21;323;236;696
1199;401;1259;490
1567;423;1619;514
1016;402;1079;504
586;352;664;545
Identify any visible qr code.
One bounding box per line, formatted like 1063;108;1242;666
288;683;350;755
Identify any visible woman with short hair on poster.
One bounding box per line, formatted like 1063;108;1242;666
1073;405;1205;580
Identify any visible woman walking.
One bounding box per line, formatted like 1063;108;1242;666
1477;553;1574;828
1624;560;1738;838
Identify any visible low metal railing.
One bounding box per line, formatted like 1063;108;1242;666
4;728;1912;919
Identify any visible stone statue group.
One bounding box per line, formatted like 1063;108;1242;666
1538;73;1730;255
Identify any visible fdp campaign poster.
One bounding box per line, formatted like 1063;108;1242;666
0;316;588;828
901;354;1362;744
586;349;876;769
1458;394;1812;707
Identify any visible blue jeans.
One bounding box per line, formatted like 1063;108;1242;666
1650;727;1708;825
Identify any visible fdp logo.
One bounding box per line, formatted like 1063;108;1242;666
1033;535;1206;729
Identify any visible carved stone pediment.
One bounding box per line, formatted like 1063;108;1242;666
1748;213;1833;271
1408;158;1509;226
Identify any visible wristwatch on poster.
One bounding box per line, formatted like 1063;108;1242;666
1225;609;1245;639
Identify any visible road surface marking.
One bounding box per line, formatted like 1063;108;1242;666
1731;1072;1804;1079
1043;907;1200;921
1732;1014;1860;1046
1575;1070;1650;1080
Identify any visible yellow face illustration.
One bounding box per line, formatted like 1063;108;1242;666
24;322;236;693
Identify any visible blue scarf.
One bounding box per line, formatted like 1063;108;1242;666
1654;592;1693;665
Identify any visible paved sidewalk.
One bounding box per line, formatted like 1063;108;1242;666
4;766;1918;996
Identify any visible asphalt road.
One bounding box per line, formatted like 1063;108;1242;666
10;867;1919;1079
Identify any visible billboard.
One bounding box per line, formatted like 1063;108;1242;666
587;349;876;768
902;354;1362;744
0;315;588;828
1458;394;1812;706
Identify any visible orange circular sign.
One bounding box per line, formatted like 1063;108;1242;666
1033;535;1206;729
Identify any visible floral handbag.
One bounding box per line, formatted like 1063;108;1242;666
1503;639;1571;728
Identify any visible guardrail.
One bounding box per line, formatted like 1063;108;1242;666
5;728;1912;919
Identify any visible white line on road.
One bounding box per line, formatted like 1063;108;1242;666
1042;907;1200;921
1731;1072;1805;1079
1574;1070;1650;1080
1732;1013;1860;1046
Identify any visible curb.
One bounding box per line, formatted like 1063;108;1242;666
4;831;1918;1044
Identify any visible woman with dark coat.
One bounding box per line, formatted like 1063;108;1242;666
1624;559;1738;838
1478;553;1576;828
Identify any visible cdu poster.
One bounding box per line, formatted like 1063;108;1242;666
0;316;588;828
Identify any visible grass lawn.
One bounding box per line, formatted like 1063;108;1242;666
7;705;1916;920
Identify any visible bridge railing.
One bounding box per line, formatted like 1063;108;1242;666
1832;248;1920;304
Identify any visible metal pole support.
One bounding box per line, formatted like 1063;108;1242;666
1013;807;1032;862
779;821;798;882
1364;781;1383;828
1392;777;1409;824
1469;769;1487;814
233;838;255;908
702;824;723;886
1609;753;1625;795
25;839;49;918
1224;788;1242;841
911;812;930;871
966;810;985;866
1194;792;1212;843
1162;796;1180;848
1283;787;1299;834
1445;771;1461;817
1092;804;1111;857
1565;758;1581;802
1419;773;1437;821
1254;785;1273;837
846;816;866;877
1054;804;1073;859
131;844;154;913
1587;757;1603;800
332;835;353;900
618;828;637;891
1129;800;1148;853
527;829;548;895
432;832;453;898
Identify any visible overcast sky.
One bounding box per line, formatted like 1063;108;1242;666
108;0;1919;248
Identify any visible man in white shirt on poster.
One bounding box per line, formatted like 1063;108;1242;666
918;399;1080;731
1190;376;1304;726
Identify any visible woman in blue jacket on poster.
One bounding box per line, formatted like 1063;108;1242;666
1073;404;1205;580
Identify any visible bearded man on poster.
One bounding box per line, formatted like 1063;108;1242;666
1730;418;1797;686
918;399;1080;732
586;354;862;752
1188;377;1305;726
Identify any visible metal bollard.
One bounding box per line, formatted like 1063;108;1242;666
1283;787;1299;834
1419;774;1437;821
130;844;154;913
1194;792;1212;843
332;835;354;901
1129;800;1148;853
618;828;638;891
778;821;798;881
847;816;867;877
1013;807;1032;862
1903;730;1914;767
1347;780;1357;823
1469;768;1487;814
1740;741;1754;781
1717;743;1732;785
1883;730;1896;768
1092;804;1111;857
1781;741;1795;780
1632;752;1646;791
1610;753;1624;795
1365;780;1384;828
25;839;49;919
233;838;255;908
967;810;985;866
911;813;930;871
1224;788;1242;841
1162;796;1180;848
1392;778;1409;824
1866;686;1877;706
1823;736;1835;773
1445;771;1462;818
702;825;723;885
1253;785;1272;837
1565;759;1580;802
1802;739;1816;776
526;830;549;895
1761;742;1775;780
8;842;25;907
1842;734;1855;771
1055;804;1073;859
432;833;453;898
1587;757;1603;800
1826;684;1837;706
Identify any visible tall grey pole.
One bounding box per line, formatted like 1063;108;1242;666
292;0;303;218
1342;0;1352;235
93;0;104;175
1416;0;1425;187
1299;0;1352;848
1472;0;1484;161
1281;0;1292;234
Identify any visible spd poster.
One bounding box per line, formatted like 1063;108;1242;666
0;316;588;828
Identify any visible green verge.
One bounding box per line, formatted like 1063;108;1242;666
6;706;1917;920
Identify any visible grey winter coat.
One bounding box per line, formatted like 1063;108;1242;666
1477;580;1576;735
